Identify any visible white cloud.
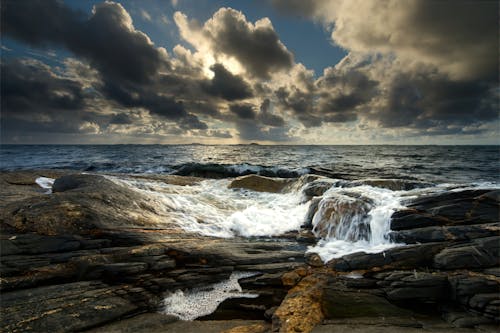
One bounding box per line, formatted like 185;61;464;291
140;9;152;22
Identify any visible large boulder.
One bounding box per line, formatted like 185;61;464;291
1;174;180;237
311;193;373;241
228;175;294;193
391;189;499;231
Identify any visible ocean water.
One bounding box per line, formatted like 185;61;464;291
2;145;499;265
1;144;499;183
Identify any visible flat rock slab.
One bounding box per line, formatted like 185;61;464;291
84;317;270;333
1;281;138;332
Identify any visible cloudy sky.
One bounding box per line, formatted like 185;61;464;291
1;0;498;144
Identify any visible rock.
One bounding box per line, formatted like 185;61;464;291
236;262;303;274
385;272;449;302
2;170;499;332
1;173;183;238
389;223;500;244
391;189;499;231
348;179;434;191
240;273;283;288
322;287;414;318
0;281;141;332
443;310;496;328
228;174;294;193
264;306;278;321
303;197;322;228
308;166;353;180
311;193;373;241
306;253;325;267
281;271;302;288
221;323;268;333
469;293;499;310
272;274;327;333
448;273;500;303
296;229;317;244
101;262;149;275
302;180;337;198
484;267;500;277
83;313;179;333
0;233;82;256
433;236;500;270
328;242;446;271
125;174;204;186
0;170;72;208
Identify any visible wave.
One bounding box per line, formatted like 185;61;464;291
170;163;310;178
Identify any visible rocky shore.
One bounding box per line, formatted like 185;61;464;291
1;171;498;332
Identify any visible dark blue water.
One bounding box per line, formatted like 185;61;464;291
1;145;498;184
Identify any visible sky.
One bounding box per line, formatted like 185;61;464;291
1;0;498;145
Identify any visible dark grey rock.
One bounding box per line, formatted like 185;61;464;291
449;274;500;304
433;236;500;270
348;179;434;191
385;272;449;302
0;281;140;332
391;189;499;231
303;196;322;228
469;293;499;310
389;223;500;244
329;242;446;271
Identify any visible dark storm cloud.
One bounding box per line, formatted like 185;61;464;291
373;71;497;131
315;65;378;122
179;113;209;130
258;99;285;127
202;64;253;101
2;0;166;83
269;0;499;136
175;8;294;79
235;121;291;142
2;0;209;129
109;113;134;125
270;0;498;80
0;59;108;140
229;103;256;120
275;86;321;127
209;9;293;79
1;59;85;114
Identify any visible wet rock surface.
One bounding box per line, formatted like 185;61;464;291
228;175;295;193
1;171;499;332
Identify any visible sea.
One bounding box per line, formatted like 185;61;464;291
2;144;499;319
1;144;499;261
1;144;499;184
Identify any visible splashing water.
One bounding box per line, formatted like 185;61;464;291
306;185;405;262
35;177;55;194
107;176;310;238
162;271;258;320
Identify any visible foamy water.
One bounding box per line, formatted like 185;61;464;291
35;177;55;194
108;176;310;238
306;185;405;262
40;174;497;264
162;271;258;320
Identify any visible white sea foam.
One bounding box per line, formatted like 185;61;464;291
162;271;258;320
307;185;405;263
107;176;310;238
35;177;55;194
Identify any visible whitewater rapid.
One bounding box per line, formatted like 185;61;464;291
103;175;412;263
109;176;310;238
37;174;497;264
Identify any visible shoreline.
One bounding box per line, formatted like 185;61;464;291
0;170;499;332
